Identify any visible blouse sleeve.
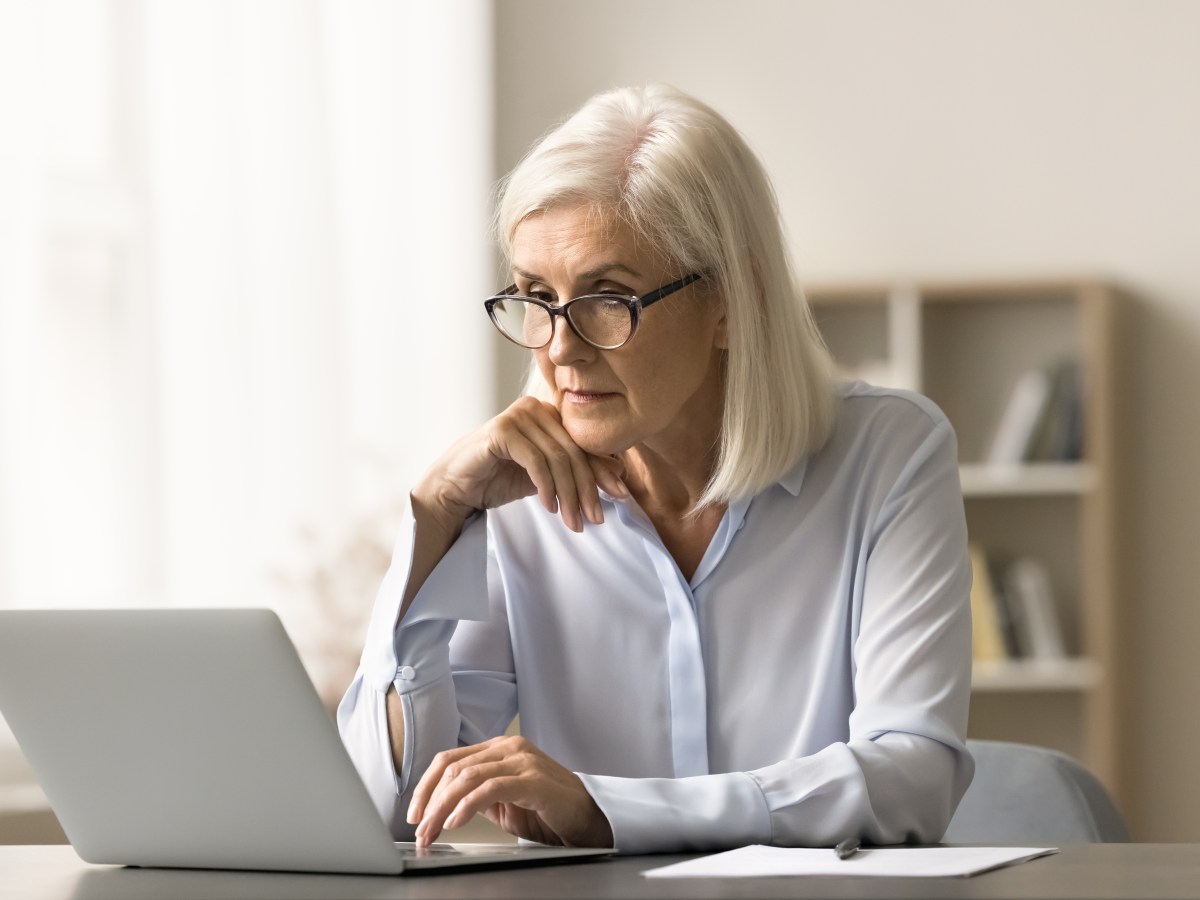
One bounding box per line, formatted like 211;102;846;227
336;503;516;839
578;415;974;852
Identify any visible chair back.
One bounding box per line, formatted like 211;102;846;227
943;739;1129;843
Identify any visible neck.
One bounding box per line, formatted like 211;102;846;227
619;353;726;517
619;427;728;584
620;447;711;517
619;395;724;517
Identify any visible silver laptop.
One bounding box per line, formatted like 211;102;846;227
0;608;612;874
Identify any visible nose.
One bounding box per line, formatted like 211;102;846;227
545;313;595;367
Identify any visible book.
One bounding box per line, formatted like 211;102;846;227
1001;557;1067;660
986;551;1021;658
1027;360;1084;462
968;543;1008;662
986;359;1084;466
986;368;1052;466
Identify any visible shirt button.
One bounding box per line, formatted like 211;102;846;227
397;666;416;681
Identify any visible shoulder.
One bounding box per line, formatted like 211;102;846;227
835;379;952;438
824;380;957;467
783;380;959;500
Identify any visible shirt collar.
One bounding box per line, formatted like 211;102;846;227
776;457;809;496
598;456;810;504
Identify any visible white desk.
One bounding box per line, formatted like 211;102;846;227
5;843;1200;899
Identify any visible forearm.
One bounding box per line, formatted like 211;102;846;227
386;686;406;778
384;493;491;776
337;505;495;838
577;770;772;853
402;490;469;615
340;666;463;839
750;733;971;847
578;733;971;854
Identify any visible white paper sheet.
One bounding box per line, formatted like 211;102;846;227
642;844;1059;879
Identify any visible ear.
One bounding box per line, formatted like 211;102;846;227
712;303;729;350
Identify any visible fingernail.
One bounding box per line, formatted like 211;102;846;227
406;803;417;824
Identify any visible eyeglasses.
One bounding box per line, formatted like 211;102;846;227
484;273;702;351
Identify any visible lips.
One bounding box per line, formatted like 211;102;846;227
561;388;618;404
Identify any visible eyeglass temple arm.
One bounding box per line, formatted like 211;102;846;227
639;273;703;308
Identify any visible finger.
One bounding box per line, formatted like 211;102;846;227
407;741;498;825
523;432;588;532
509;419;591;533
414;746;522;846
416;760;520;845
527;414;608;527
487;400;609;529
589;454;629;500
492;406;583;524
495;428;560;517
440;774;529;832
533;400;620;524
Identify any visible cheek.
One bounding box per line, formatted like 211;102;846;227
626;331;710;402
533;353;559;399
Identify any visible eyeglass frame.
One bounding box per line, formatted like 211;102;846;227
484;273;703;351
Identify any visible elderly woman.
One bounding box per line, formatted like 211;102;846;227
338;84;974;854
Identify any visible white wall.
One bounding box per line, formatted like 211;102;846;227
494;0;1200;841
0;0;498;792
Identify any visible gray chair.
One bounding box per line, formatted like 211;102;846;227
943;739;1130;843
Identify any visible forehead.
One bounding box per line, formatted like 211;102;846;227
511;205;660;278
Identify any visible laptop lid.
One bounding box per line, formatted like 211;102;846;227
0;608;612;874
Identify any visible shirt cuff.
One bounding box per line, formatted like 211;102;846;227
576;771;773;853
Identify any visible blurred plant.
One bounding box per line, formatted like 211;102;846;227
275;460;411;711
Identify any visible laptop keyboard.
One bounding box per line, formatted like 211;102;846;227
394;842;523;858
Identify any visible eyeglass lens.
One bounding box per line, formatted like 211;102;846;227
491;296;633;349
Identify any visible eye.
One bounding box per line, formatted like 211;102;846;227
519;282;556;303
594;281;634;297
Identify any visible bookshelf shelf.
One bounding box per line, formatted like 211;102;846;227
809;278;1121;804
958;463;1097;497
971;658;1102;692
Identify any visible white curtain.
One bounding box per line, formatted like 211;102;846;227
0;0;495;719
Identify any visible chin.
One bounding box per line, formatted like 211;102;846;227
561;417;630;458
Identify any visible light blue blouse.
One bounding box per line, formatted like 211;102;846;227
337;381;975;853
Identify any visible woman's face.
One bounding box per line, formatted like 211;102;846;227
511;205;727;458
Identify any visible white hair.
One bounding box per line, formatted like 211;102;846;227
495;84;837;510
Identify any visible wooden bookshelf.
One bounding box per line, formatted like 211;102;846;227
807;278;1122;802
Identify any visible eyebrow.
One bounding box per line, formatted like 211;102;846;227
512;263;644;284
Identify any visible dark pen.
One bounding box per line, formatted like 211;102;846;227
834;837;861;860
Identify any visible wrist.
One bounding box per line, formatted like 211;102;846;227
576;798;615;849
409;485;470;543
